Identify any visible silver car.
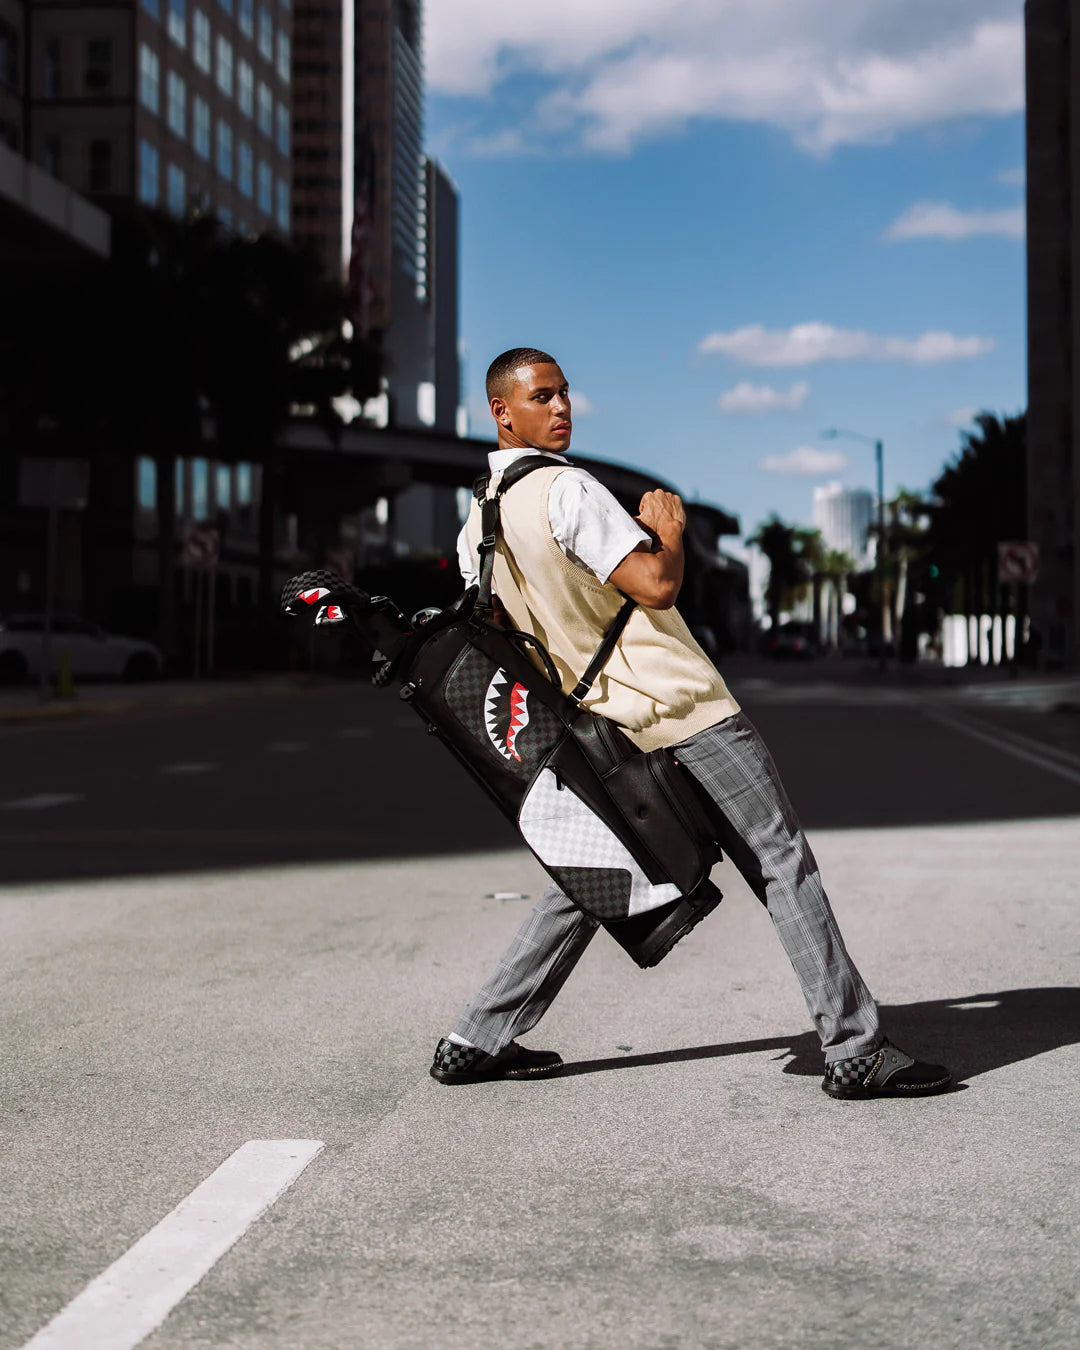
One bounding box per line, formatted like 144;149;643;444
0;613;163;683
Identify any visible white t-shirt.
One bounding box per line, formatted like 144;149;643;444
457;449;650;588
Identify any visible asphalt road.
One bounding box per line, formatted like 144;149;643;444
1;661;1079;884
2;666;1079;1349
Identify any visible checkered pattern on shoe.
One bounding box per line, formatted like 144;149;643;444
825;1046;883;1087
432;1038;491;1074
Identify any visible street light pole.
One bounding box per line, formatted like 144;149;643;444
822;428;889;669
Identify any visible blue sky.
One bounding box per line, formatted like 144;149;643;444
423;1;1026;542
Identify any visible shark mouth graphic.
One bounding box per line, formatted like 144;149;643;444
299;587;331;605
484;669;531;763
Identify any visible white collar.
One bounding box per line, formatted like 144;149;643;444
487;447;569;472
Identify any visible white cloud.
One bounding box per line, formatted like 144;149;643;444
997;167;1025;187
425;2;1023;157
759;446;849;476
571;391;596;416
698;321;996;367
885;201;1025;241
718;380;810;414
943;405;976;428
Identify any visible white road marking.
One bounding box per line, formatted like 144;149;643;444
159;762;217;776
266;740;309;753
1;793;84;811
20;1139;324;1350
922;706;1080;786
338;727;373;739
394;715;423;729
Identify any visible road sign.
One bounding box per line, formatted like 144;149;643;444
997;541;1039;585
181;523;220;569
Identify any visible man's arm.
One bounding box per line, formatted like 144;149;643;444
608;490;686;610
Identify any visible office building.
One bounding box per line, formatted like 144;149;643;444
1025;0;1080;665
292;0;460;431
812;482;875;565
9;0;291;234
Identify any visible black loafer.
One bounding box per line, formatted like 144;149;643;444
430;1037;563;1084
823;1040;952;1099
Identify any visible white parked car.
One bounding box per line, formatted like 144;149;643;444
0;613;163;683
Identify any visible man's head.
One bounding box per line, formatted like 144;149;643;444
486;348;572;453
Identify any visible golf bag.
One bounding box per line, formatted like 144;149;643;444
282;458;723;967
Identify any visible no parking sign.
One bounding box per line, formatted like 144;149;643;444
997;541;1039;585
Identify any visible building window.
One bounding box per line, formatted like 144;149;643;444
236;462;252;505
218;205;232;229
43;38;61;100
141;0;160;20
84;38;112;93
138;43;160;114
139;139;160;204
0;22;17;92
237;140;253;197
193;10;210;72
257;6;272;61
239;0;254;36
167;71;186;137
167;0;186;49
191;459;209;520
275;177;288;232
217;0;233;14
257;159;271;213
275;31;289;83
216;119;232;179
275;101;289;154
167;162;185;215
193;95;210;158
136;457;157;511
216;35;233;97
89;138;112;193
209;465;228;511
43;136;61;178
238;59;253;117
257;81;272;136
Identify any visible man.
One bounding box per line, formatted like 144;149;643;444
431;347;950;1100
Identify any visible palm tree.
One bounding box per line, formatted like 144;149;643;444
748;516;802;630
820;549;856;651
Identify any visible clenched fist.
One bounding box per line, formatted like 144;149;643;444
636;489;686;537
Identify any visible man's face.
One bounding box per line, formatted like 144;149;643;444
491;363;573;453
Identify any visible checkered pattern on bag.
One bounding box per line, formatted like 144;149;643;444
550;865;633;920
431;1037;491;1073
443;646;565;779
518;767;681;919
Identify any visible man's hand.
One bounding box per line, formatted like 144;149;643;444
609;489;687;610
636;490;686;539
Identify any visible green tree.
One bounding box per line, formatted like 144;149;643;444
927;412;1026;664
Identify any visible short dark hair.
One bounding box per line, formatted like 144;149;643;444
485;347;559;400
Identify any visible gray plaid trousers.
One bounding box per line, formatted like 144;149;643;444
452;711;881;1063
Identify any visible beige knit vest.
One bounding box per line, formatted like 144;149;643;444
463;463;739;752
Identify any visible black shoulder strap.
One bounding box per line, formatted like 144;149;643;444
471;456;637;703
472;456;554;617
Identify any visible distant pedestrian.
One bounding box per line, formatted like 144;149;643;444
431;348;950;1100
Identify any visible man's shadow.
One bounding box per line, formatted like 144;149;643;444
554;987;1080;1084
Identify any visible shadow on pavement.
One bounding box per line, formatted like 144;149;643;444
554;988;1080;1087
1;678;1079;885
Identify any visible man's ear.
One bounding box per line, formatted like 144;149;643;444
490;396;511;429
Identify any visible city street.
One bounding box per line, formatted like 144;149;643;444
2;662;1079;1348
